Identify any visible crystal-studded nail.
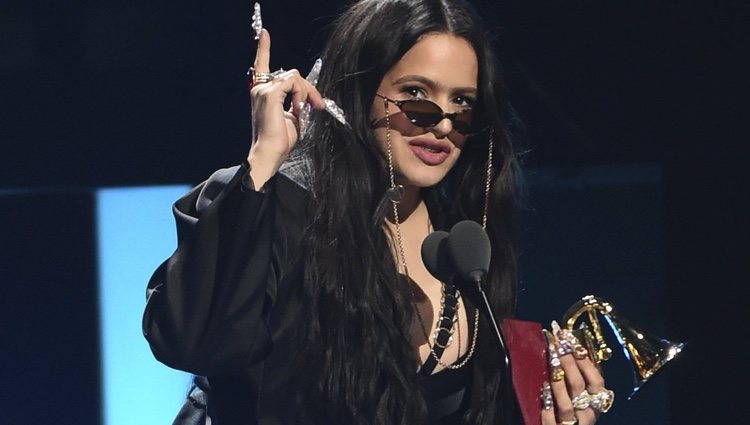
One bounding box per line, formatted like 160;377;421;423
305;58;322;86
251;2;262;40
541;381;553;410
553;320;579;356
299;59;322;138
548;342;565;381
323;98;349;127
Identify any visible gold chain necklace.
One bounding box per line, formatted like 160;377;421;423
384;101;479;370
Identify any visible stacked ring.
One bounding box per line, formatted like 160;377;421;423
571;390;591;410
589;388;615;413
247;67;286;89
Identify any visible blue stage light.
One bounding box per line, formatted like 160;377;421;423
97;186;191;425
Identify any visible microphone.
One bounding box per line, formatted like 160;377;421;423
447;221;504;349
447;220;491;284
420;230;452;283
421;220;507;358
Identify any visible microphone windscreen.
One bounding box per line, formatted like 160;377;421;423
420;230;453;283
448;220;491;280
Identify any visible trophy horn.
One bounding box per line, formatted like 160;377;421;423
562;295;686;398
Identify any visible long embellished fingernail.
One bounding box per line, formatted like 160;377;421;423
297;59;322;139
323;98;350;127
297;101;310;137
548;342;564;381
305;58;322;85
300;58;349;128
251;3;262;40
541;381;553;410
553;320;578;356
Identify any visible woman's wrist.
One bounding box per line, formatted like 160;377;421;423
247;143;286;191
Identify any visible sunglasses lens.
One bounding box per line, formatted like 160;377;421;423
400;100;442;127
453;110;474;135
399;99;475;135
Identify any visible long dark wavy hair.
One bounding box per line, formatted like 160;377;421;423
289;0;522;423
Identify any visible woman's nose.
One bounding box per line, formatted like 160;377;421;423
427;115;454;138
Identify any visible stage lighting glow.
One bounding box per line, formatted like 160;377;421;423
97;186;192;425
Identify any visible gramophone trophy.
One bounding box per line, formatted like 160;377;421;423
561;294;686;398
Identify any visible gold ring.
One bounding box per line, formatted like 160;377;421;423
573;344;588;360
552;365;565;381
589;388;615;413
248;67;286;88
571;389;591;410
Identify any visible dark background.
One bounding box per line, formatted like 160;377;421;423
1;0;747;423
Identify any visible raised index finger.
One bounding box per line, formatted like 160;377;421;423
253;28;271;74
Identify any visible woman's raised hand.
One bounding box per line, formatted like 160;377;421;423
247;29;325;189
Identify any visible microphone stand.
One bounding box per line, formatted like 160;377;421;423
467;273;510;369
464;272;520;425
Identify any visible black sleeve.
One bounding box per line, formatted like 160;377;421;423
142;164;283;376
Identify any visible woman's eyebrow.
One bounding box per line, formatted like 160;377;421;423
392;74;477;94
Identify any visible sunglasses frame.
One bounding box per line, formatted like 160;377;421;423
376;94;480;136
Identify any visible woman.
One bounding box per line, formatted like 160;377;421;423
143;0;607;424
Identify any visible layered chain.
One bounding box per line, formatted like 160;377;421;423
384;99;479;370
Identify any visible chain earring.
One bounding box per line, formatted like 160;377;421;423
482;128;494;230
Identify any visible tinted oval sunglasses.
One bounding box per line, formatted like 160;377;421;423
376;94;483;136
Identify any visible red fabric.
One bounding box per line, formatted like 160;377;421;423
502;319;548;425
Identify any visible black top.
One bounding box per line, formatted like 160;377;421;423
143;164;474;424
421;352;474;424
